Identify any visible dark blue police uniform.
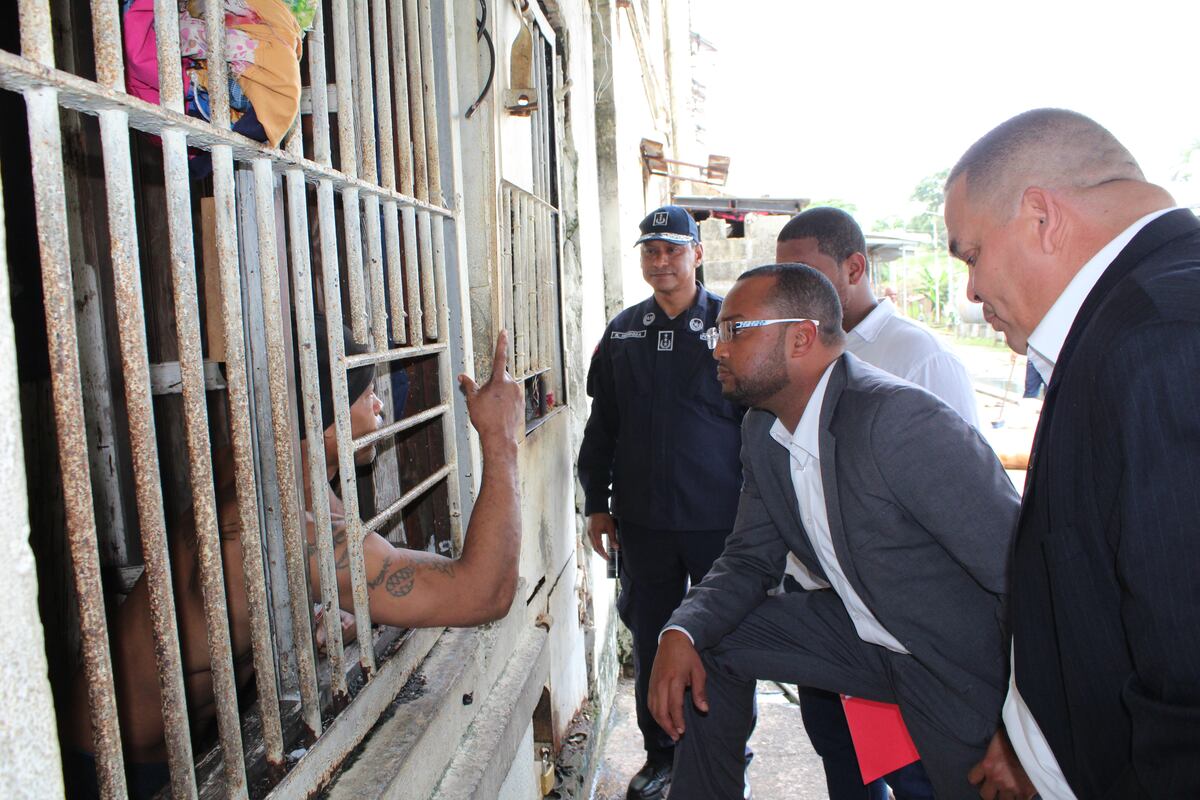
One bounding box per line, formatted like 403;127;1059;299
578;283;743;762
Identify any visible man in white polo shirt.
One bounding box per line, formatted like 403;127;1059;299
946;108;1200;799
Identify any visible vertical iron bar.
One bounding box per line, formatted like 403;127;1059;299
364;194;389;347
306;0;333;168
202;0;231;130
401;206;423;343
24;81;130;800
514;193;528;376
352;0;378;184
500;187;515;374
388;0;415;198
152;0;184;112
252;159;324;739
97;108;198;800
16;6;130;795
417;209;439;339
330;0;367;342
403;0;428;202
286;168;351;703
384;201;407;344
212;145;285;769
416;0;442;205
371;0;397;192
162;129;248;799
89;0;125;91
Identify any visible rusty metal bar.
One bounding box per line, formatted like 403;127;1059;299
201;0;231;130
329;0;368;343
163;128;249;798
306;0;333;167
252;159;324;739
370;0;397;191
388;0;415;197
99;108;201;800
403;0;428;202
531;202;543;373
513;192;528;377
417;209;438;340
383;201;407;344
23;85;130;800
364;193;389;347
430;214;449;347
353;402;448;451
152;0;184;112
89;0;124;91
319;223;377;680
417;0;442;204
363;463;453;531
500;187;515;374
342;188;369;346
344;341;447;369
352;0;378;184
401;206;423;343
285;166;351;704
0;50;453;218
211;144;286;770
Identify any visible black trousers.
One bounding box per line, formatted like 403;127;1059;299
669;590;993;800
615;522;732;760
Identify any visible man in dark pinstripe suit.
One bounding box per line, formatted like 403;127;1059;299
945;108;1200;800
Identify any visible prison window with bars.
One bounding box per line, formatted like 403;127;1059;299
0;0;474;796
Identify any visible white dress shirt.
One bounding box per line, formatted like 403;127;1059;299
1004;206;1174;800
770;361;909;654
846;298;980;429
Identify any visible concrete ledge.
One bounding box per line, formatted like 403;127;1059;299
430;623;550;799
325;589;531;799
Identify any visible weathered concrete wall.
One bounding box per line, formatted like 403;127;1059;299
700;214;790;297
0;185;64;796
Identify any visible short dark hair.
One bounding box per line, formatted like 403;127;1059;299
737;263;845;346
777;207;866;266
946;108;1142;216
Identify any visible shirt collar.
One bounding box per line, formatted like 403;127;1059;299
849;297;895;343
646;282;710;327
769;360;838;466
1026;207;1176;384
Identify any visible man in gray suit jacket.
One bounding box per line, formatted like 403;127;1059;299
649;264;1020;799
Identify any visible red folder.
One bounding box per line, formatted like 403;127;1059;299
840;696;921;783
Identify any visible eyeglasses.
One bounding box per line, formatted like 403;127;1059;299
700;318;820;350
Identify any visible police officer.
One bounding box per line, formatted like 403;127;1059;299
578;206;745;800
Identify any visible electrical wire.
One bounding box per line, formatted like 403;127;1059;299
465;0;496;118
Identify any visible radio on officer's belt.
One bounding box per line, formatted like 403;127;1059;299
607;546;619;579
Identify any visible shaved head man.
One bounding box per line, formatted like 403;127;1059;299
945;109;1200;799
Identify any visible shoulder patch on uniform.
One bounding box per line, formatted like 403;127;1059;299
689;317;704;332
643;312;656;326
611;330;647;340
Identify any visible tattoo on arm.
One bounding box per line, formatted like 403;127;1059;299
425;560;456;577
386;565;415;598
368;556;393;589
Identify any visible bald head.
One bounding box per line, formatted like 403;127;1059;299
946;108;1144;218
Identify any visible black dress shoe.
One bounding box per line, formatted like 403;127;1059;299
626;757;672;800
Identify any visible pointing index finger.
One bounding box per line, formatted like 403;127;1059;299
491;330;510;380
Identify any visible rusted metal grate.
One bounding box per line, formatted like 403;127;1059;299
0;0;464;796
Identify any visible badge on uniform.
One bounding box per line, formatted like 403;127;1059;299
643;312;656;326
689;318;703;332
653;211;669;226
658;331;674;351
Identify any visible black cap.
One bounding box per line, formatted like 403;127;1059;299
635;205;699;246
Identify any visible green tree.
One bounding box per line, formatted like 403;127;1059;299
911;168;949;213
872;215;907;232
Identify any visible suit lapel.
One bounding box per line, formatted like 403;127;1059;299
1020;209;1200;532
819;358;864;592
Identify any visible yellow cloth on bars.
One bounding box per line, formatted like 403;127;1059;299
187;0;303;148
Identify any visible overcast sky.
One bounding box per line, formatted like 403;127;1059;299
688;0;1200;227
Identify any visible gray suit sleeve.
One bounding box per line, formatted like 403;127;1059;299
666;431;791;651
871;391;1019;601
